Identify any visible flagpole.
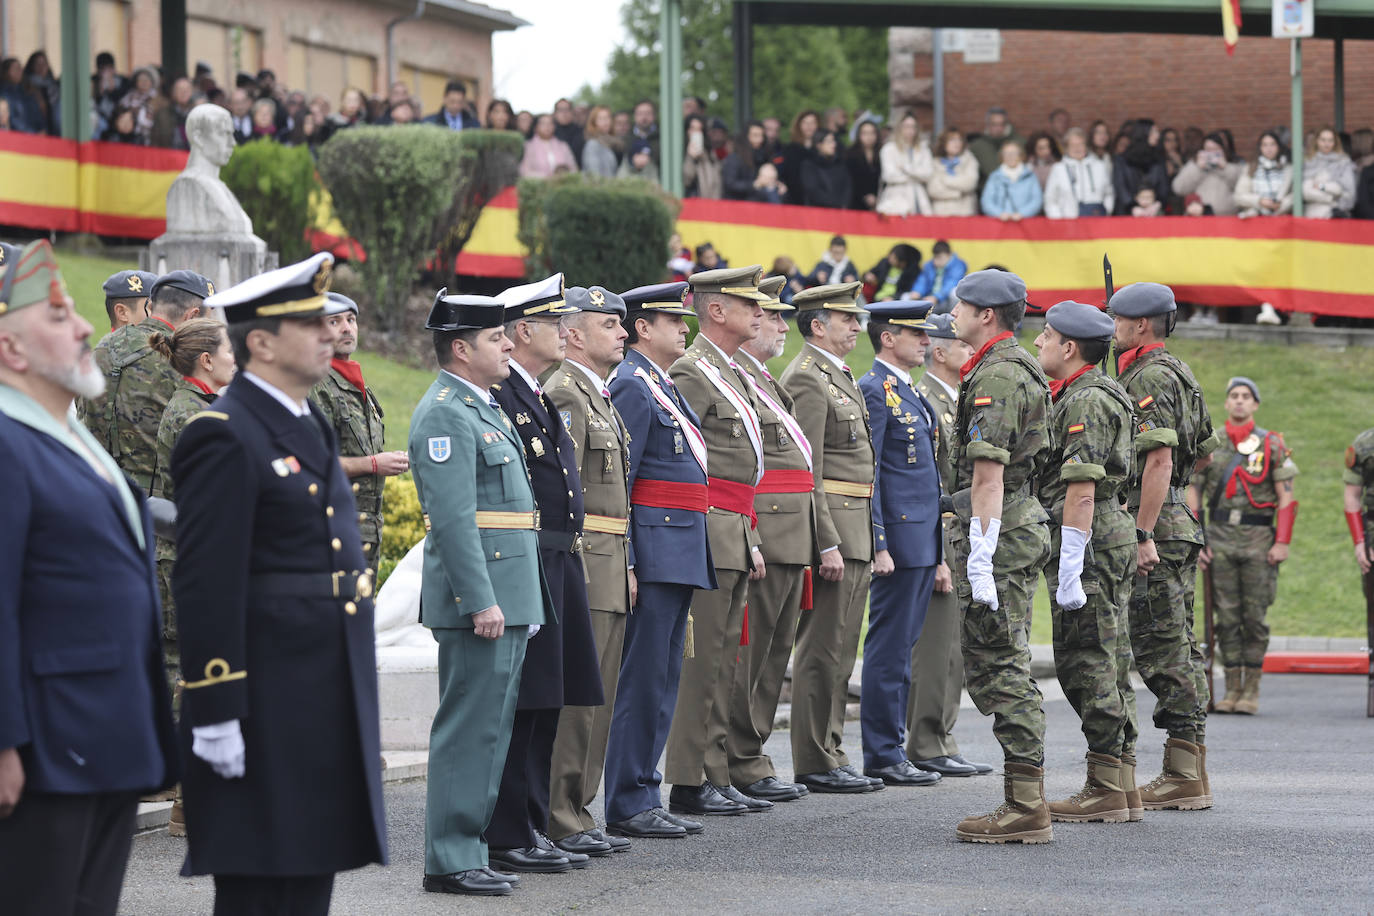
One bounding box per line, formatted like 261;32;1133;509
1291;37;1304;217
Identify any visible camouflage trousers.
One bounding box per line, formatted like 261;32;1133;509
1045;537;1139;759
1128;539;1208;745
1208;524;1277;668
155;551;180;712
951;521;1050;766
362;540;381;578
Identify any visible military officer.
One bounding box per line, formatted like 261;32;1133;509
907;315;990;778
663;266;771;818
171;253;387;911
781;281;880;795
486;275;603;872
724;275;813;803
857;301;944;787
1111;281;1217;811
545;286;635;855
1190;377;1297;716
411;290;551;897
603;282;717;840
947;269;1055;844
311;292;410;575
1034;301;1141;824
100;268;159;339
82;269;213;494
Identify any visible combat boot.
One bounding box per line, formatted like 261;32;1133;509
1214;667;1243;714
167;799;186;837
1140;738;1212;810
1119;753;1143;822
1048;753;1130;823
956;763;1054;844
1233;667;1262;715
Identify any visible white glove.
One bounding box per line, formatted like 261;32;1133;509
967;517;1001;610
1056;526;1090;611
192;720;245;779
528;624;541;639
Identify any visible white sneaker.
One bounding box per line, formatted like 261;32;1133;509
1256;303;1281;325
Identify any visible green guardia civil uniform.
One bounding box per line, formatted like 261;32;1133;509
311;364;387;574
1040;366;1141;759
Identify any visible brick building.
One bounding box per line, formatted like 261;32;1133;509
2;0;524;117
934;30;1374;152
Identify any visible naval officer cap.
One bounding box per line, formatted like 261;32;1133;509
566;285;626;318
497;273;577;322
620;281;695;316
1227;376;1261;403
102;269;159;300
205;252;333;323
757;275;793;312
150;268;215;302
865;299;934;330
923;312;958;340
954;269;1027;309
1045;300;1114;341
790;281;867;315
323;291;358;316
426;287;505;331
0;240;67;317
1108;281;1177;317
687;265;772;302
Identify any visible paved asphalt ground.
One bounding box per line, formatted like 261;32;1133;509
119;673;1371;914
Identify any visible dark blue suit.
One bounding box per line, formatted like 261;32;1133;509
858;361;943;769
603;347;715;823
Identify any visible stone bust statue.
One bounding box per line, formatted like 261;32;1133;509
164;104;258;238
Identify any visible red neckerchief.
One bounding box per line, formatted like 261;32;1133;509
1048;364;1095;402
332;357;366;394
959;331;1013;380
1225;418;1255;448
183;376;215;396
1115;342;1164;374
1223;418;1273;504
150;315;176;332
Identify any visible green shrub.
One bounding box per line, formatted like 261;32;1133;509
317;126;473;334
378;474;425;588
517;174;678;290
432;130;524;288
220;139;320;263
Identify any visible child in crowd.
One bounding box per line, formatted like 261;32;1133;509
1132;186;1163;217
749;162;786;203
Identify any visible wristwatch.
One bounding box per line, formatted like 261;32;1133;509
1135;527;1154;543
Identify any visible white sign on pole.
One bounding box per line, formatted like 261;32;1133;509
963;30;1002;64
941;29;967;53
1273;0;1314;39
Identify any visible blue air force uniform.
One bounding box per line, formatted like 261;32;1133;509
858;302;944;772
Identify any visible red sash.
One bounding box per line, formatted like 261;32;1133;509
708;476;758;528
756;469;815;494
631;479;708;513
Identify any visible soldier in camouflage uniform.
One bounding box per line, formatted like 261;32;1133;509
1111;282;1219;812
1034;301;1141;824
98;269;158;342
947;270;1055;845
1343;428;1374;707
80;269;213;494
309;292;410;574
1190;377;1297;716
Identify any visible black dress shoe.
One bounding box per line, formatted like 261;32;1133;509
654;807;704;834
586;827;631;852
482;866;520;886
423;870;513;896
534;830;589;868
737;776;804;802
795;768;873;794
715;783;773;811
669;783;749;816
554;831;613;858
913;755;980;777
839;763;885;788
606;809;686;839
865;759;943;786
488;845;572;874
950;753;995;775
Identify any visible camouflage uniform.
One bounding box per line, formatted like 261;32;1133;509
149;379;217;694
1346;429;1374;543
1039;368;1140;758
310;365;386;574
1193;426;1297;668
952;335;1053;765
80;316;181;494
1117;347;1218;744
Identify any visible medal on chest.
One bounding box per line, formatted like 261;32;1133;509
731;419;743;439
1236;434;1260;456
674;430;685;454
907;442;918;464
531;438;545;458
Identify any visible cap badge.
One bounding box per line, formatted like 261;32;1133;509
206;281;215;295
311;262;330;295
128;275;144;292
590;289;606;306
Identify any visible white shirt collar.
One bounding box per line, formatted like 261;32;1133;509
874;357;913;389
242;370;309;417
441;368;494;405
632;347;674;380
808;342;850;374
924;369;959;403
507;357;541;394
566;357;609;394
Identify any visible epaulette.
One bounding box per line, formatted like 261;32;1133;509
435;386;451;403
559;374;573;388
187;410;229;424
799;355;813;370
491;383;502;391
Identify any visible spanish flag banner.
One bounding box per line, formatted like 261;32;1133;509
1221;0;1242;54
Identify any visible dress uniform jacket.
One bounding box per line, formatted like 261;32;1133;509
736;352;816;565
860;361;941;568
310;363;387;554
171;375;386;876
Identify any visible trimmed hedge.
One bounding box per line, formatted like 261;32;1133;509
517;174;677;291
379;474;424;587
220;139;321;264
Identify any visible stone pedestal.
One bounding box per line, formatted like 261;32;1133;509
142;235;276;294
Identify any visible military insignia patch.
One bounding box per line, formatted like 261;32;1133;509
1347;445;1357;469
285;456;301;473
590;288;606;306
972;396;992;407
969;424;983;441
428;436;452;462
515;412;531;425
1137;395;1155;409
1067;423;1086;435
271;458;290;477
532;439;546;457
1138;419;1158;433
561;410;572;430
206;281;215;296
128;275;144;292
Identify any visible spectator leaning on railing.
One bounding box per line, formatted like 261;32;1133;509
1025;131;1061;191
1233;131;1293;218
876;112;933;217
847;119;882;211
581;105;620;178
926;128;979;216
1044;127;1114;218
1302;126;1356;219
981;139;1043;220
1112;119;1170;215
722;120;773;200
780;109;819;205
801;129;852;209
683;114;722;198
1171;130;1243;216
521;113;578;178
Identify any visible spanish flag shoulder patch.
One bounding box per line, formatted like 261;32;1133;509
1137;395;1155;409
1067;422;1086;435
972;396;993;407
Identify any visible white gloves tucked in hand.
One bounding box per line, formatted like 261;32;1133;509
192;719;245;779
967;517;1001;610
1056;526;1091;610
528;624;541;638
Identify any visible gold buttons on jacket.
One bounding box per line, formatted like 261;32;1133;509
326;506;335;517
308;483;319;495
331;538;342;551
352;483;360;493
494;551;502;559
344;601;357;615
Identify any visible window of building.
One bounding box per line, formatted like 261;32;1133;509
398;65;475;119
187;18;262;86
287;39;377;112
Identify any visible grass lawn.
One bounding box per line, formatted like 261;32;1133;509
54;248;1370;638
